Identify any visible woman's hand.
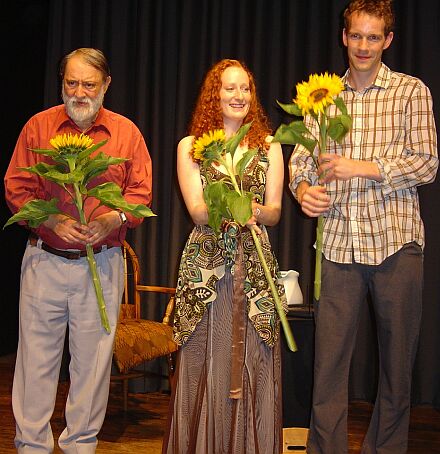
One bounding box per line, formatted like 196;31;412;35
245;201;262;234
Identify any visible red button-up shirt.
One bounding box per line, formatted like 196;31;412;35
5;105;153;250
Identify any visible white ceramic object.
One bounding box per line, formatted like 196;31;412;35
279;270;303;306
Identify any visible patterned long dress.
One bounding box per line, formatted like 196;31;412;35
162;144;286;454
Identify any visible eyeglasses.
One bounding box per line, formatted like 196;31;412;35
63;79;102;92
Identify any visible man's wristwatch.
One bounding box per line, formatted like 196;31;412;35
118;211;127;225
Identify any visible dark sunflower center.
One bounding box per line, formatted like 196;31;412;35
311;88;328;103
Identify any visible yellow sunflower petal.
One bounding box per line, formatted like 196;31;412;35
294;72;344;116
49;133;95;151
192;129;226;161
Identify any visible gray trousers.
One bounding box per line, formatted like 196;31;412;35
307;242;423;454
13;243;123;453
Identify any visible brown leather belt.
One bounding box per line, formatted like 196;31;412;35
29;233;109;260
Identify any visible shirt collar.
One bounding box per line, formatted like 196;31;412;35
55;106;112;136
342;62;391;91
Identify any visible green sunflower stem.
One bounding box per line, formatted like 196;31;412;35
86;243;111;333
73;183;110;333
250;228;297;352
220;157;241;194
314;215;324;301
313;111;327;303
203;135;296;350
73;184;86;224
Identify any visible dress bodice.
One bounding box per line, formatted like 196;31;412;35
173;145;286;347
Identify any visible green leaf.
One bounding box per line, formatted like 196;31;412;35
327;118;345;143
295;135;318;154
203;180;229;216
328;116;351;143
273;123;317;153
203;180;236;233
276;100;302;117
200;142;224;167
18;163;81;185
273;120;308;140
226;191;253;226
334;96;348;116
3;198;62;229
87;183;156;218
207;205;223;234
340;114;352;131
80;152;127;185
225;122;252;159
30;147;59;158
235;148;258;179
77;139;108;162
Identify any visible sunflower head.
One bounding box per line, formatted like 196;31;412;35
49;133;95;155
294;72;344;116
191;129;226;162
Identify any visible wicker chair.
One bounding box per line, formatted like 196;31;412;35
111;240;177;412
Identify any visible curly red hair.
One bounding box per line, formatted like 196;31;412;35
189;59;271;150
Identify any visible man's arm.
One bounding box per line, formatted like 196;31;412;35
317;153;383;185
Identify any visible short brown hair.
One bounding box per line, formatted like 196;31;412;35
344;0;394;36
59;48;110;81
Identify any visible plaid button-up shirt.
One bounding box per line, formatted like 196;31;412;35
289;63;438;265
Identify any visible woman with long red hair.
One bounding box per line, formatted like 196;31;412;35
162;59;285;454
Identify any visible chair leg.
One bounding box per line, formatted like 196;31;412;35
167;353;175;375
123;378;129;412
166;353;176;392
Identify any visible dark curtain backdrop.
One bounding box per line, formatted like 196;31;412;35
2;0;440;405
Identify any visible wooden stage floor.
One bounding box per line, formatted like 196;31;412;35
1;353;439;453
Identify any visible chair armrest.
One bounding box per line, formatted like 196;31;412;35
163;296;175;326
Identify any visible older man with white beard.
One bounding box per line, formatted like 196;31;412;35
4;48;153;453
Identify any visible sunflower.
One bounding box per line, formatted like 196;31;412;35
6;130;155;333
192;129;226;162
50;132;94;152
294;72;344;116
189;123;297;351
274;72;351;303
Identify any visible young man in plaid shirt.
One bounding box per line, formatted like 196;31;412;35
289;1;438;452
